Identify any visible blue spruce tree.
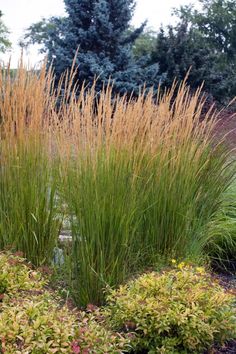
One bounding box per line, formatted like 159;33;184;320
23;0;160;95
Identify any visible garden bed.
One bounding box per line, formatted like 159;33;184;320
0;252;235;354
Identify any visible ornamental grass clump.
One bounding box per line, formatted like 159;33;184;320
205;181;236;271
0;65;60;266
58;79;235;305
105;263;236;353
0;61;235;305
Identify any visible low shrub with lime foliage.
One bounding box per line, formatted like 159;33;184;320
0;252;130;353
105;262;236;353
0;252;46;295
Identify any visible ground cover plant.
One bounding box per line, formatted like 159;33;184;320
0;252;130;353
105;261;236;353
0;62;235;308
0;252;235;353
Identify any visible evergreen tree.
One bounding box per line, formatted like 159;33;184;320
23;0;160;95
131;27;157;59
0;11;11;55
150;0;236;102
172;0;236;102
177;0;236;59
152;22;214;89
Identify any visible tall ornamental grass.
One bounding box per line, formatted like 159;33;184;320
0;65;60;266
57;81;235;305
205;181;236;271
0;63;235;304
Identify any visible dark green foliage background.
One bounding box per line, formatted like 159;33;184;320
21;1;236;100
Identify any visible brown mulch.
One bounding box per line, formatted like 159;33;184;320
209;340;236;354
206;272;236;354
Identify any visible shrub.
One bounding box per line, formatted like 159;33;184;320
0;252;46;295
0;294;131;353
0;252;130;353
0;293;77;353
105;263;236;353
